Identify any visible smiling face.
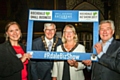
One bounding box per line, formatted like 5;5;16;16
6;24;21;42
44;23;56;40
63;26;75;42
99;23;114;43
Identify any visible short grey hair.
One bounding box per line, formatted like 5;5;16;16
44;23;56;31
99;20;115;30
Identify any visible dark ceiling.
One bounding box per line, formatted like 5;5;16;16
0;0;113;43
0;0;67;33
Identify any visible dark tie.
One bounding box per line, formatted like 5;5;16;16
62;60;70;80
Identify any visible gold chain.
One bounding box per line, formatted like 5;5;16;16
41;36;58;51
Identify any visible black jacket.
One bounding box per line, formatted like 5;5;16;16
30;36;62;80
0;41;30;80
92;39;120;80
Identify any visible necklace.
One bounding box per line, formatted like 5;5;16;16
41;36;58;51
62;43;78;52
64;42;76;51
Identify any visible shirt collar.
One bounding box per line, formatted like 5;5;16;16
100;37;113;44
45;37;53;44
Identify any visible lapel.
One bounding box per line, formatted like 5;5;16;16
42;43;46;51
7;41;25;57
7;41;17;57
105;39;120;58
42;37;48;51
106;39;116;55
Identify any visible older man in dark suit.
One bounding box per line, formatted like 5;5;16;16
30;23;62;80
92;20;120;80
83;20;120;80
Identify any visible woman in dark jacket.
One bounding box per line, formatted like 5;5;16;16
0;21;31;80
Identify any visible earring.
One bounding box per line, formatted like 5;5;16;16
19;33;22;41
6;34;9;41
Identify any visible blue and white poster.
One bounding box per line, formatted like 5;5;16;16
27;10;99;61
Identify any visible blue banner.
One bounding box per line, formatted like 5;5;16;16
52;10;78;22
27;10;99;61
29;10;99;22
28;51;98;61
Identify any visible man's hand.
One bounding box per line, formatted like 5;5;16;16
82;60;92;66
94;43;102;54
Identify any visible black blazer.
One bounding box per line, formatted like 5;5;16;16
92;39;120;80
30;36;62;80
0;41;30;80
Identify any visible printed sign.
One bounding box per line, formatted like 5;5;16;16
79;11;98;22
29;10;52;21
29;10;99;22
28;51;97;61
27;9;99;61
52;10;78;22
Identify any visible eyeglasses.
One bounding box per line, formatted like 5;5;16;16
64;31;74;34
45;29;55;32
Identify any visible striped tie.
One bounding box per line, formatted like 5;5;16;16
48;41;52;52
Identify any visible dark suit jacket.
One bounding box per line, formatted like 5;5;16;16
92;39;120;80
0;41;27;80
31;36;62;80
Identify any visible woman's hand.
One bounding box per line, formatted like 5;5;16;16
67;59;78;68
21;53;31;63
52;77;57;80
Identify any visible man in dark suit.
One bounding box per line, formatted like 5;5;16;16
83;20;120;80
30;23;62;80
